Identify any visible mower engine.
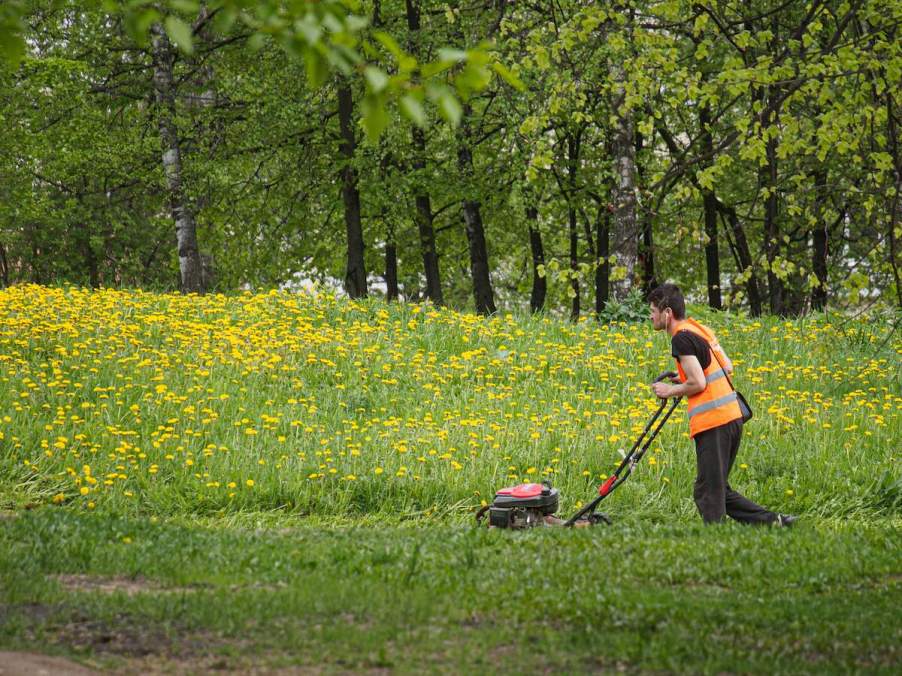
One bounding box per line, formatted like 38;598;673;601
478;481;559;529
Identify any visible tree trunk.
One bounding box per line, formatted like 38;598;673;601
699;104;722;310
412;133;443;304
526;206;546;313
337;82;367;298
717;203;763;316
151;25;203;294
596;203;611;318
759;19;785;315
0;241;8;287
461;199;495;314
569;206;579;321
385;240;399;301
378;137;397;301
761;120;784;315
811;168;829;311
634;129;656;297
888;91;902;308
82;224;99;289
457;115;496;315
406;0;443;305
27;221;41;284
567;133;580;321
610;75;638;298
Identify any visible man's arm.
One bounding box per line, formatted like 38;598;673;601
651;355;706;399
721;352;734;374
710;338;733;374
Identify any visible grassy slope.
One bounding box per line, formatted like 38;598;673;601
0;285;900;672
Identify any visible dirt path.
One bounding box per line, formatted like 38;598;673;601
0;651;97;675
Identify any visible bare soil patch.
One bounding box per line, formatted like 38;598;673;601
53;574;202;597
0;651;96;675
54;574;288;596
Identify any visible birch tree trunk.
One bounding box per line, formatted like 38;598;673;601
887;92;902;308
610;76;638;299
761;108;784;315
811;168;829;311
566;133;581;321
635;129;657;297
151;26;203;294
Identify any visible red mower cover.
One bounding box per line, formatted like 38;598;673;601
496;483;547;498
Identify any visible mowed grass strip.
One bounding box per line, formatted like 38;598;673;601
1;509;900;673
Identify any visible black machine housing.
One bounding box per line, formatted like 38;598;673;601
486;481;559;529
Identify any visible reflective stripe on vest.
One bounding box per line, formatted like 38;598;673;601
674;319;743;437
687;392;737;418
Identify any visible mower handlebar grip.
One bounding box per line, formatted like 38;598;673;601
653;370;679;384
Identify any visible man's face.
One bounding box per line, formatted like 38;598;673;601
650;303;669;331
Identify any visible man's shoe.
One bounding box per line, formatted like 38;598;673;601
774;514;798;528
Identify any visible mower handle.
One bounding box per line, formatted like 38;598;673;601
653;370;679;384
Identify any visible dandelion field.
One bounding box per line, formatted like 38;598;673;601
1;285;900;672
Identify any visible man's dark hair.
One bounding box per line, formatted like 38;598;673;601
647;283;686;319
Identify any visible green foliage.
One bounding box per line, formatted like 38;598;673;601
598;287;649;324
1;0;900;317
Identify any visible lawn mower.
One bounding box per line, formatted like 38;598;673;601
476;371;682;529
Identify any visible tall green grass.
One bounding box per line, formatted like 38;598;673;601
0;285;898;523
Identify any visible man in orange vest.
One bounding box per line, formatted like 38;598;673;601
648;283;796;527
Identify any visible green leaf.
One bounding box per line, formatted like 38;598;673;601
168;0;200;13
361;93;389;143
437;90;462;126
296;15;323;46
364;66;389;94
305;48;329;88
455;64;491;98
164;15;194;54
490;62;525;91
122;8;161;47
374;31;403;59
212;8;237;35
437;48;467;63
399;95;426;127
420;59;454;79
0;30;25;67
345;14;369;32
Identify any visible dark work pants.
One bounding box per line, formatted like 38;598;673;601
693;419;777;525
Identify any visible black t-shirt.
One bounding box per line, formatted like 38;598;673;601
671;330;712;370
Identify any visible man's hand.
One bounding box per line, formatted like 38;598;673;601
650;357;705;399
651;381;675;399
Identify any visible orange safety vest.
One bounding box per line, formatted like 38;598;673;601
673;318;742;438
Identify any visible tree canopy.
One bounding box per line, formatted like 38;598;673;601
1;0;900;316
